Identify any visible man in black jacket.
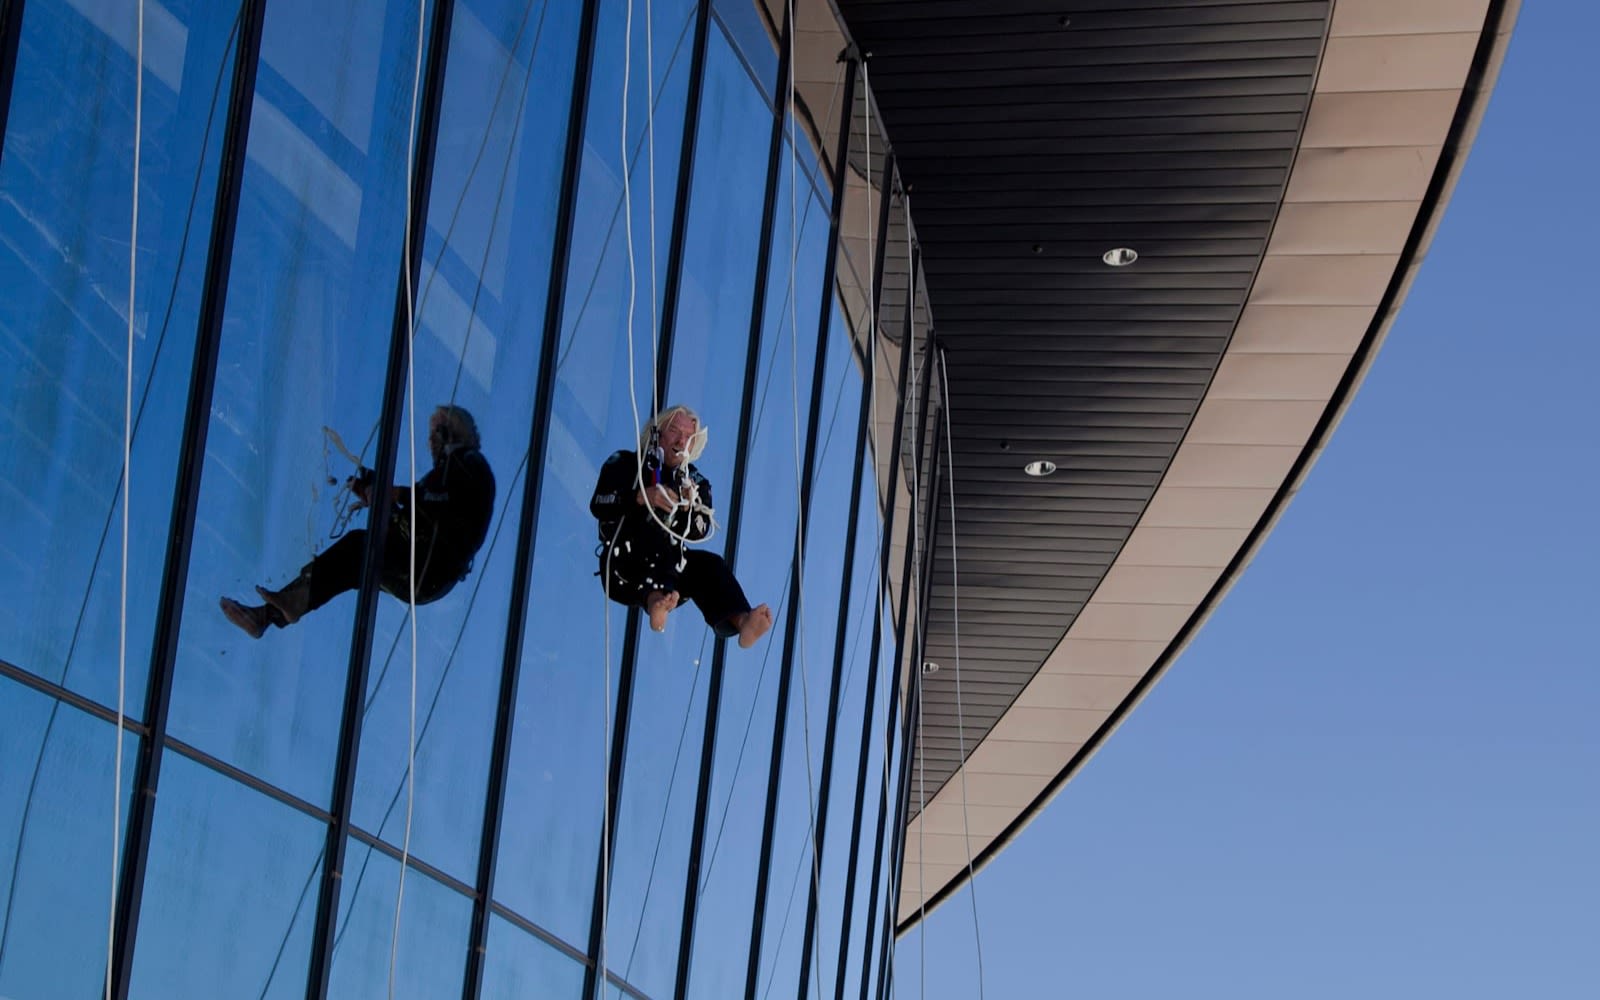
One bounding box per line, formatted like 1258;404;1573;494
591;405;772;648
220;405;496;637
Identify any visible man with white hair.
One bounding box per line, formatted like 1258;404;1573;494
220;404;496;637
591;404;772;648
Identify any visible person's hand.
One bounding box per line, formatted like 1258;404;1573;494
639;484;679;512
348;470;376;512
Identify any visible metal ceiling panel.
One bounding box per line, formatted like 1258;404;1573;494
834;0;1333;830
834;0;1518;931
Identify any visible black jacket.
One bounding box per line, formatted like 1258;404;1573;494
590;448;714;549
404;446;496;570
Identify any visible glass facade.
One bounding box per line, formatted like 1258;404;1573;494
0;1;926;998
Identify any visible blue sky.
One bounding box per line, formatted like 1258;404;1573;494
898;4;1600;997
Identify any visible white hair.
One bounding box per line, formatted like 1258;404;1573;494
639;404;707;462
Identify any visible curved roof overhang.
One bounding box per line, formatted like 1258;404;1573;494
823;0;1519;931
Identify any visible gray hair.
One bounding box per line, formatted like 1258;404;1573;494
433;404;480;450
639;404;706;461
639;404;698;451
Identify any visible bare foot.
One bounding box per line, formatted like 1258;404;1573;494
735;604;773;649
646;590;679;632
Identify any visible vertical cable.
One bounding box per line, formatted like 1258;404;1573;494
604;0;637;984
937;348;986;997
387;0;428;995
106;4;143;998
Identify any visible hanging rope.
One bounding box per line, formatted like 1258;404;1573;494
906;230;929;1000
386;0;428;995
937;346;986;998
600;0;647;983
106;4;143;997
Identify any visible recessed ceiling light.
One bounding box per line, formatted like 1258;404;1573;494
1102;247;1138;266
1024;459;1057;477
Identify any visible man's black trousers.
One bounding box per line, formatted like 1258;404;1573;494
600;543;751;638
301;528;461;612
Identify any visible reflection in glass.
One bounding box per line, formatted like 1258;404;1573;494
348;0;583;889
0;0;239;713
0;680;137;998
124;751;323;1000
168;0;431;807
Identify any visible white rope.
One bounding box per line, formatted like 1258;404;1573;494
619;0;713;554
645;0;659;424
387;2;427;997
904;228;927;1000
602;0;643;985
937;347;986;998
106;4;142;996
599;520;620;999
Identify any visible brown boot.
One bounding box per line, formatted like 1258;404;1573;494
219;597;269;639
256;577;311;625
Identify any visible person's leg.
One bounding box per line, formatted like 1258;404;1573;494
219;596;273;638
302;530;370;610
252;530;366;627
598;547;677;629
675;549;771;647
599;534;687;632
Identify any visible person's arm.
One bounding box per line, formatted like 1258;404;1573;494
347;468;411;511
682;469;714;542
591;450;639;522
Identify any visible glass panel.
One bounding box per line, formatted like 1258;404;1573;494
838;545;894;1000
349;0;583;888
600;28;769;996
0;0;239;711
166;0;433;806
712;0;778;97
0;678;137;997
495;0;698;950
755;299;855;996
481;914;587;999
806;362;876;995
600;650;708;993
124;751;324;1000
324;841;472;1000
685;132;825;997
866;695;907;1000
